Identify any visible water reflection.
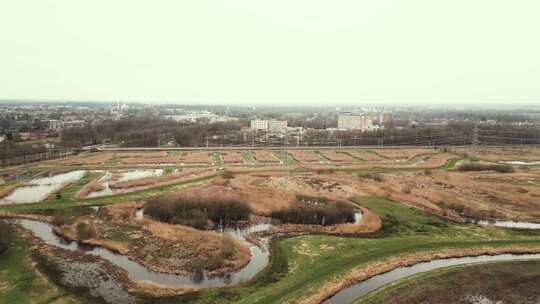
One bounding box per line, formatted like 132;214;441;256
1;170;86;204
17;218;271;288
323;253;540;304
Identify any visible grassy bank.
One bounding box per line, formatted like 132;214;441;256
355;260;540;304
0;235;88;304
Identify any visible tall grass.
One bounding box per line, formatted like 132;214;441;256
457;163;515;173
0;221;14;254
145;196;251;229
271;200;355;226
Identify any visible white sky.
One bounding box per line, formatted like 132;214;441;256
0;0;539;105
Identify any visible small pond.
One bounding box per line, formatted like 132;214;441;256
0;170;86;204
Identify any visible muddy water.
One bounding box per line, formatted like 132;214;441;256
0;170;86;204
322;253;540;304
17;218;271;288
87;169;163;198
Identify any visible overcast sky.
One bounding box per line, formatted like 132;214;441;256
0;0;539;105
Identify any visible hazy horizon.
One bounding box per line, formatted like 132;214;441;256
1;1;539;105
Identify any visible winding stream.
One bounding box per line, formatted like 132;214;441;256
17;218;270;288
322;253;540;304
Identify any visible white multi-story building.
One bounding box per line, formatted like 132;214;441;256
337;114;373;131
250;119;288;133
250;119;269;131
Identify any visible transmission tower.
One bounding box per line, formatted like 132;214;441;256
472;123;479;146
283;135;289;186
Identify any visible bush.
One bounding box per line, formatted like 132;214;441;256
373;173;385;182
457;163;515;173
52;213;71;226
424;169;432;175
144;196;251;229
316;169;335;175
222;170;234;179
76;222;95;240
0;221;14;255
516;187;529;194
271;200;355;226
449;203;465;214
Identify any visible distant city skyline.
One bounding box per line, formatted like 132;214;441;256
1;1;539;105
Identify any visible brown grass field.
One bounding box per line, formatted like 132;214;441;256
120;156;182;165
48;152;115;165
287;150;321;163
373;148;436;160
455;147;540;162
342;150;386;161
180;152;212;164
318;150;355;162
353;168;540;222
252;151;280;163
115;151;169;158
220;151;245;164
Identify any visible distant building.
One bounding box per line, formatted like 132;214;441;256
337;114;373;131
268;120;288;133
47;119;63;131
250;119;288;133
250;120;268;131
63;120;86;129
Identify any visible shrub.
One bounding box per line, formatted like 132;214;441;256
457;163;515;173
316;169;335;175
120;211;130;222
222;170;234;179
52;213;72;226
449;203;465;214
76;222;95;240
373;173;385;182
271;200;355;226
0;221;14;255
424;169;432;175
145;196;251;229
401;186;412;194
516;187;529;194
